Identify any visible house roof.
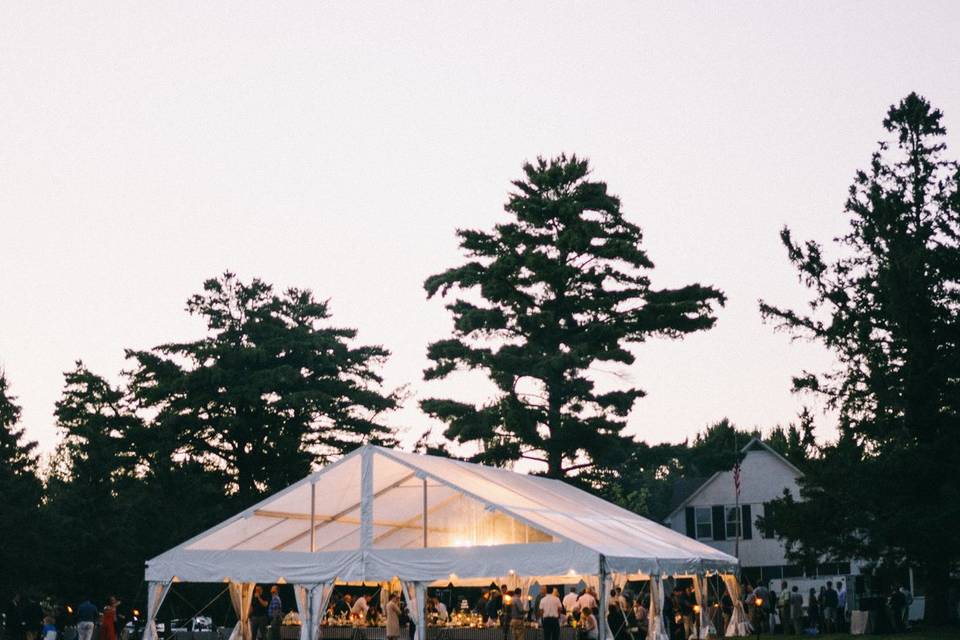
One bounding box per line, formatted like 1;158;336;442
664;437;803;521
146;445;737;584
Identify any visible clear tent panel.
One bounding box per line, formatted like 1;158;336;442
370;450;556;549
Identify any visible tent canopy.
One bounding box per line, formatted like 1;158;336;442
146;445;736;584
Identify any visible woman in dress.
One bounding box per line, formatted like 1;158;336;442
101;597;119;640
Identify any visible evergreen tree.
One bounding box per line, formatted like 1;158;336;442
759;93;960;623
0;371;43;600
43;362;144;600
128;273;398;505
764;409;817;470
421;155;725;477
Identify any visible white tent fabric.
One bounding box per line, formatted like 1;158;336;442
227;582;256;640
691;575;716;639
721;575;750;637
647;577;669;640
146;446;736;585
143;581;172;640
292;582;335;640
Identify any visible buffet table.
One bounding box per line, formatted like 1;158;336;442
317;626;576;640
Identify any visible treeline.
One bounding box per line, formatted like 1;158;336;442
0;92;957;623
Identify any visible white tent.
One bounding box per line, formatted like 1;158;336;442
145;446;738;640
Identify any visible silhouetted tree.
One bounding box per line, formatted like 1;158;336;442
43;363;145;600
760;93;960;623
0;371;43;601
421;155;726;477
128;273;399;505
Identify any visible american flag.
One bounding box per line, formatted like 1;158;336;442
733;457;742;497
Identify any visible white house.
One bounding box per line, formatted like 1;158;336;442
664;438;852;587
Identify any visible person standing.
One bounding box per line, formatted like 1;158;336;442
538;588;562;640
251;586;270;640
485;589;501;628
101;598;119;640
561;589;579;620
76;599;97;640
777;583;791;635
386;594;402;640
476;590;491;623
887;586;907;633
508;589;525;640
577;590;597;617
805;590;819;633
788;588;803;636
822;582;838;634
268;587;283;640
899;585;913;630
836;581;847;631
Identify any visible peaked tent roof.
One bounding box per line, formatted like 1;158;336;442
146;445;736;584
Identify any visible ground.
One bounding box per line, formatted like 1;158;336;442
767;630;960;640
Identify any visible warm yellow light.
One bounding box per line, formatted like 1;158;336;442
504;595;513;605
449;573;458;580
693;605;701;614
66;607;74;615
754;597;763;607
452;538;473;547
133;610;141;617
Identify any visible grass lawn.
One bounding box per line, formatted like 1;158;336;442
764;629;960;640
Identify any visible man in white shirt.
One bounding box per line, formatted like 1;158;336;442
351;595;369;617
539;589;563;640
577;589;597;614
562;589;580;615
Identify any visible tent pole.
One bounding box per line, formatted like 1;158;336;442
598;555;608;640
422;477;428;548
310;482;316;553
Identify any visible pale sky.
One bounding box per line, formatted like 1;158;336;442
2;2;959;465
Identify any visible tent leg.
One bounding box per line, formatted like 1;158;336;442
598;559;609;640
415;582;427;640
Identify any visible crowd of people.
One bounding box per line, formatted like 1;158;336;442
3;578;919;640
2;595;123;640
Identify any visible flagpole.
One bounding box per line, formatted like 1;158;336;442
734;434;740;563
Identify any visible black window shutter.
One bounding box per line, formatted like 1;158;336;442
741;504;753;540
762;502;775;539
685;507;696;538
712;505;726;541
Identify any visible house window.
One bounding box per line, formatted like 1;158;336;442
725;506;742;538
695;507;713;539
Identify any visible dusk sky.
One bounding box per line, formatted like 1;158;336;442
2;2;959;465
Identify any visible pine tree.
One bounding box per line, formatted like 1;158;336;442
760;93;960;623
421;155;726;477
128;273;399;505
0;371;43;600
43;362;144;600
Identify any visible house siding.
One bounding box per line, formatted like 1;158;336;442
666;448;801;568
